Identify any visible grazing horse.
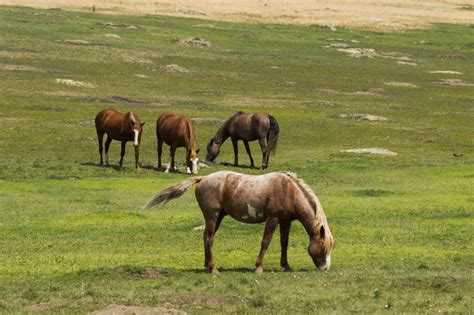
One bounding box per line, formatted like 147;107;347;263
205;112;279;169
95;108;145;170
156;112;200;174
145;171;334;273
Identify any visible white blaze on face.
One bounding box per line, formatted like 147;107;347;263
133;129;139;146
191;158;199;174
325;254;331;270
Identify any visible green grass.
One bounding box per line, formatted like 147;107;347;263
0;5;473;313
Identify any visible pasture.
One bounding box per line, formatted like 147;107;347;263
0;6;473;313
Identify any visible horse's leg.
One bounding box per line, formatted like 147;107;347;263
104;136;112;166
204;210;226;269
119;141;126;167
165;145;176;173
97;130;105;165
157;137;163;169
280;221;292;271
264;135;271;167
243;140;255;168
255;217;279;273
134;144;140;171
258;138;268;170
232;138;238;166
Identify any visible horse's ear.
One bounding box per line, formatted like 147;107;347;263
196;148;200;154
130;112;137;124
320;225;326;238
141;122;146;127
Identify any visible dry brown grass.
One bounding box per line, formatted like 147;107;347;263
2;0;473;30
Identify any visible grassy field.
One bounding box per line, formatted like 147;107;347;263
0;6;473;313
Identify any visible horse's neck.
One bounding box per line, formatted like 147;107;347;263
214;123;229;144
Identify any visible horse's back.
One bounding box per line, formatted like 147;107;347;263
196;171;293;223
229;112;270;139
95;108;123;130
156;112;194;146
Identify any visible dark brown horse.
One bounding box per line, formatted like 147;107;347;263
95;108;145;170
156;112;200;174
205;112;279;169
145;171;334;273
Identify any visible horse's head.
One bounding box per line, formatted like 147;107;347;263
127;112;145;146
187;148;200;174
205;138;220;162
308;225;334;271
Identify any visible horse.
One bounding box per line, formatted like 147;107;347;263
156;112;200;174
144;171;334;274
205;112;279;169
95;108;145;170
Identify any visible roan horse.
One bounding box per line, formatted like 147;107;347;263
156;112;200;174
206;112;279;169
95;108;145;170
145;171;334;273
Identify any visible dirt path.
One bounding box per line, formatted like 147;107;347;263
2;0;473;30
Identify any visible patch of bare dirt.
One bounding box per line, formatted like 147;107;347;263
159;64;189;73
56;78;96;88
64;39;91;45
0;63;44;71
436;79;474;87
341;148;398;156
94;33;121;39
90;304;186;315
384;81;418;88
134;74;150;79
178;37;212;47
319;88;387;96
397;61;417;66
193;23;215;28
334;47;412;61
429;70;462;74
2;1;473;31
339;114;387;121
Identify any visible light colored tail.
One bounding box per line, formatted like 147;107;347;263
143;176;203;209
266;115;279;156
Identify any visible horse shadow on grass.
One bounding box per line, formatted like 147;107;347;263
80;162;125;171
218;162;258;170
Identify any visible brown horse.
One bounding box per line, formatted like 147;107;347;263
95;108;145;170
145;171;334;273
156;112;200;174
205;112;279;169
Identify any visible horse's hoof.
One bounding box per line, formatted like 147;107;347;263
208;267;219;274
281;265;292;272
255;266;263;273
136;167;142;172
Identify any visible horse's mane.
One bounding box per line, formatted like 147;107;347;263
282;172;329;227
214;111;244;143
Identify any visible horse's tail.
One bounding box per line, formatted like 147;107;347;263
266;115;279;156
143;176;203;209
